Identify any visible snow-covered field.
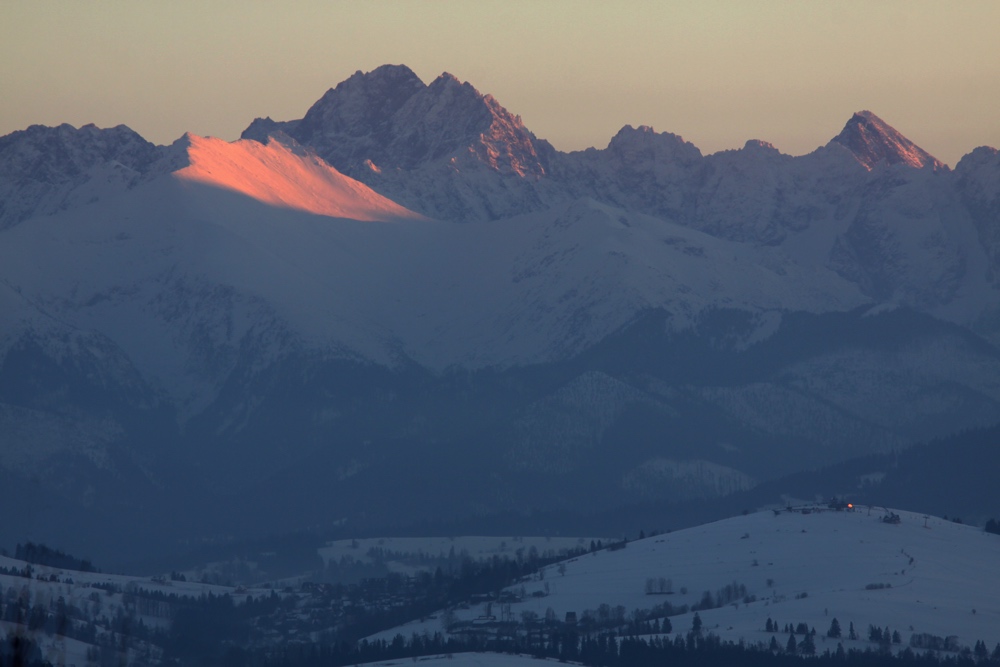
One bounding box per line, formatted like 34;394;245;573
373;507;1000;652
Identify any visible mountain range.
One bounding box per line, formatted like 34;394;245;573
1;64;999;562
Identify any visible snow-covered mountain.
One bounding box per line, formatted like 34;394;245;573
245;66;1000;330
1;65;999;558
0;123;160;229
242;64;557;222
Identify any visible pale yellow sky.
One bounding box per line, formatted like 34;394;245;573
1;1;997;166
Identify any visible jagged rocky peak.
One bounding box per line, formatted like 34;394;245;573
241;116;293;144
956;145;1000;176
704;140;787;164
0;122;158;182
830;110;944;171
385;71;501;167
296;64;426;143
244;65;551;179
955;145;1000;200
605;124;703;166
413;72;550;177
741;139;781;154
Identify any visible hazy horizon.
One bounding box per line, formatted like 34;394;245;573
2;1;998;167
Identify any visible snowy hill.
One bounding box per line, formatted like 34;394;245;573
375;507;1000;654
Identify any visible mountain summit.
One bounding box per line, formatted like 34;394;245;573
830;110;944;171
243;64;555;221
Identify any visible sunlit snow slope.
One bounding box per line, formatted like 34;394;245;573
173;134;427;222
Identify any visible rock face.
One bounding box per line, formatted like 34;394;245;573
243;64;557;222
830;110;945;171
955;146;1000;286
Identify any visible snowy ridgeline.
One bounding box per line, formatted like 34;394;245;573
371;507;1000;655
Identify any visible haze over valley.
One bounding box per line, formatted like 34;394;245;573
1;60;998;667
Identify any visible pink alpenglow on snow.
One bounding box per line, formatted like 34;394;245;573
174;134;428;222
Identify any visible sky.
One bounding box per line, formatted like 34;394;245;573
1;1;998;167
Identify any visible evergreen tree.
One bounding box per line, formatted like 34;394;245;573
827;617;842;638
786;632;797;655
800;632;816;655
769;636;780;653
848;621;857;640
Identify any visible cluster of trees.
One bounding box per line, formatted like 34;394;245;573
0;563;34;579
1;583;103;650
644;576;673;594
166;592;283;661
869;624;903;646
0;631;49;667
824;618;858;640
13;543;97;573
766;619;817;636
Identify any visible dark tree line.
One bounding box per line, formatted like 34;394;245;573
191;626;1000;667
13;543;96;573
